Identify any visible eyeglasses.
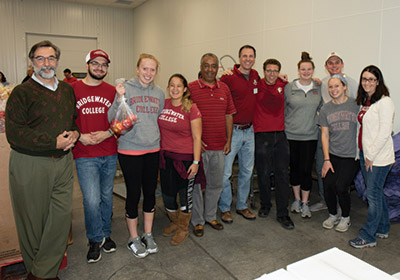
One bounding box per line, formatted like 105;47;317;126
33;56;57;63
265;69;279;74
89;61;109;69
361;77;377;83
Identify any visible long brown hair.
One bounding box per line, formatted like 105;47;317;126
168;73;192;113
356;65;389;105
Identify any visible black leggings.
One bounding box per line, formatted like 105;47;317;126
288;139;317;191
160;158;194;213
323;154;359;217
118;152;159;219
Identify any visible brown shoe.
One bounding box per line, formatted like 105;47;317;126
206;220;224;230
221;211;233;224
236;208;256;220
193;224;204;237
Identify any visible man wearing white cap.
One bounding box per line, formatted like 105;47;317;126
310;52;358;212
72;49;118;263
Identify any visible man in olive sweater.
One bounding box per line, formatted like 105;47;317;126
5;40;80;280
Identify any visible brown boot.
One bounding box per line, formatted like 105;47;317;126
170;211;192;245
162;210;178;236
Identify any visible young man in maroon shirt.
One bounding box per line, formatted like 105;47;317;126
72;49;118;263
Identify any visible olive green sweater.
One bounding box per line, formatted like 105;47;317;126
5;79;79;156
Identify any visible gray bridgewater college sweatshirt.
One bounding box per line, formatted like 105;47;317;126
108;77;165;152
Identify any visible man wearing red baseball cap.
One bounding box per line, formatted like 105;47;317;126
85;49;111;64
72;49;118;263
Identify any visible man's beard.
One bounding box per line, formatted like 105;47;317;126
88;68;107;80
33;65;57;79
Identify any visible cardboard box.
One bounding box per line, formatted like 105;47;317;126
0;134;21;264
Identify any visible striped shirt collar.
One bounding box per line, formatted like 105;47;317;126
196;78;220;89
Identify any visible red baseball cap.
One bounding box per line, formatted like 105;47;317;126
85;49;110;63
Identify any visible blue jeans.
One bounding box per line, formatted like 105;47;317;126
358;151;391;243
76;155;117;242
219;126;254;212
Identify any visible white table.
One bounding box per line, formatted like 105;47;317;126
256;247;397;280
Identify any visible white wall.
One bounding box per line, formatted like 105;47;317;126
0;0;135;85
1;0;399;132
131;0;400;133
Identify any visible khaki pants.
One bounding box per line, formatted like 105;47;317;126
9;150;73;278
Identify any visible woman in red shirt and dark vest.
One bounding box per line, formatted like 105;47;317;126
158;74;202;245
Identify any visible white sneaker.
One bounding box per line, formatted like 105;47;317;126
127;237;149;258
141;232;159;254
291;200;301;213
376;232;389;239
301;202;311;218
322;214;340;229
335;217;351;232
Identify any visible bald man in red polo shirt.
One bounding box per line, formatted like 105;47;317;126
189;53;236;237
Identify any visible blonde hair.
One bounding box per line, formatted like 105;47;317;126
136;53;160;72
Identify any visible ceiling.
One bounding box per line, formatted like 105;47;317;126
53;0;147;9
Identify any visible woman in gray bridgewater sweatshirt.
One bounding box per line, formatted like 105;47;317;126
108;54;165;259
284;52;322;219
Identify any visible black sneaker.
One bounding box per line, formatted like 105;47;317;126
103;237;117;253
87;238;105;263
258;206;270;218
277;216;295;230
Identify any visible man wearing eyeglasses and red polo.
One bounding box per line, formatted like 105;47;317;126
72;49;118;264
6;40;80;280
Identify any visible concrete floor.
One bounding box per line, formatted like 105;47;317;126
59;169;400;280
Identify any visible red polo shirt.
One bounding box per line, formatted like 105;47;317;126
189;79;236;151
253;78;288;133
220;64;259;124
